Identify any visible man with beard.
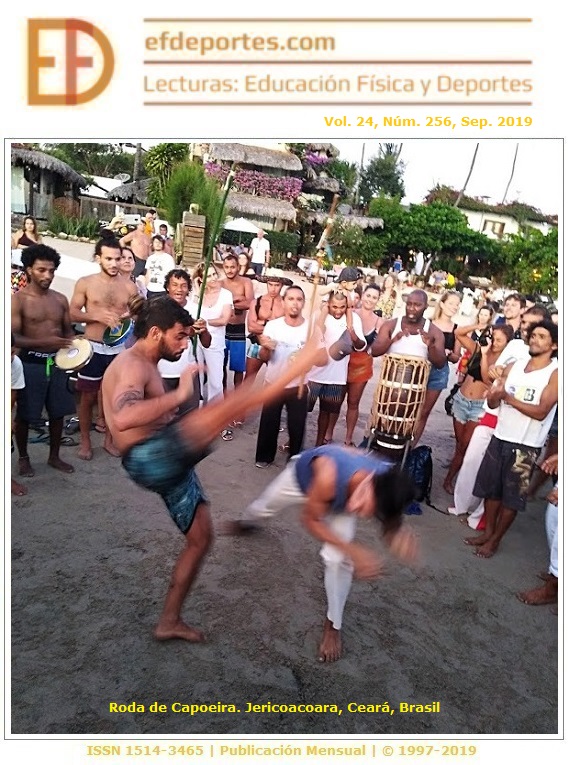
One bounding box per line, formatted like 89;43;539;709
11;244;76;476
70;238;138;460
102;296;324;643
494;292;526;340
465;320;558;558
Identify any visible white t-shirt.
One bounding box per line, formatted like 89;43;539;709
190;288;233;350
11;356;25;390
145;253;176;292
263;317;308;388
309;312;365;385
158;299;196;378
249;236;270;265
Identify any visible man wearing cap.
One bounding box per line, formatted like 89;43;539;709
249;229;270;276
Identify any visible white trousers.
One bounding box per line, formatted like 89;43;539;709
196;344;225;403
546;491;558;577
451;425;494;527
245;461;357;630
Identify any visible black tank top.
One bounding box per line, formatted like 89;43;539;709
442;324;457;351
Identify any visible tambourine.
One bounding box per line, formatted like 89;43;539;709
103;317;135;347
55;338;94;372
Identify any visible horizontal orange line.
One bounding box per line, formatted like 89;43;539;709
144;18;533;23
144;60;533;65
143;101;533;106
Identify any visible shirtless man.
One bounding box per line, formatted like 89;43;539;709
101;296;324;642
221;253;254;393
245;276;285;382
225;444;418;661
119;220;152;277
11;244;76;476
70;238;138;460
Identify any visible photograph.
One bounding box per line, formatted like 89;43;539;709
9;138;559;736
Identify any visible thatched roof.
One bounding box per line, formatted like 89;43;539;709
227;192;297;222
11;147;87;187
304;212;384;230
208;143;302;172
303;177;341;193
306;143;339;157
107;178;151;204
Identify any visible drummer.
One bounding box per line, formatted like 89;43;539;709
11;244;76;477
370;289;446;442
70;238;138;460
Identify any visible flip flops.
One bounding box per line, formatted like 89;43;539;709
221;429;234;441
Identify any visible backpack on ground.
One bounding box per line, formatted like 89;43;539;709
403;445;445;513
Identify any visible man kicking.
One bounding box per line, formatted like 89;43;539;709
225;444;418;662
102;296;324;643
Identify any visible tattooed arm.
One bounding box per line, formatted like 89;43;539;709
106;359;187;433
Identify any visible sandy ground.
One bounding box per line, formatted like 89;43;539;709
10;239;558;735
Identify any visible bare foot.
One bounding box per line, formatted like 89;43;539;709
103;443;121;458
77;444;93;461
463;534;489;547
18;457;35;477
47;456;75;473
516;579;557;605
11;478;28;496
475;540;499;558
317;619;342;663
154;621;206;642
220;520;261;536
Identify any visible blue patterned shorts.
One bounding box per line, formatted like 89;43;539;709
122;422;209;534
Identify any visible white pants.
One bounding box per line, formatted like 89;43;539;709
450;425;494;527
245;461;357;630
196;344;224;403
546;491;558;577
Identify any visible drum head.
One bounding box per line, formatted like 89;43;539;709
103;317;134;346
55;338;93;372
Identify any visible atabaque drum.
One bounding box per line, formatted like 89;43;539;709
369;353;430;460
103;317;135;347
54;337;94;372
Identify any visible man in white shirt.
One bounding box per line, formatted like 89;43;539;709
254;285;326;467
249;229;270;277
145;237;176;296
308;292;366;446
465;319;558;558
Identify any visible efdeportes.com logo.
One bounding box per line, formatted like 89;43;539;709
28;18;114;105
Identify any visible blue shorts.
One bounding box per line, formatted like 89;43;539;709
426;362;449;391
17;352;76;422
452;389;485;424
308;382;347;414
122;422;210;534
225;332;247;372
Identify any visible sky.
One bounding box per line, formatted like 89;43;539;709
329;139;562;215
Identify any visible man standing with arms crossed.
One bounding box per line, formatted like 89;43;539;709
221;253;254;398
70;238;138;460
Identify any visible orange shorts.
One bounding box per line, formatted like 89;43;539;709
347;350;373;383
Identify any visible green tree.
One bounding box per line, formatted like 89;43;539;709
144;143;191;206
327;218;366;264
162;162;224;248
360;143;405;202
41;143;134;177
326;159;358;201
499;227;558;295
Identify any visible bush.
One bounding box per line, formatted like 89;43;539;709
47;211;100;239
